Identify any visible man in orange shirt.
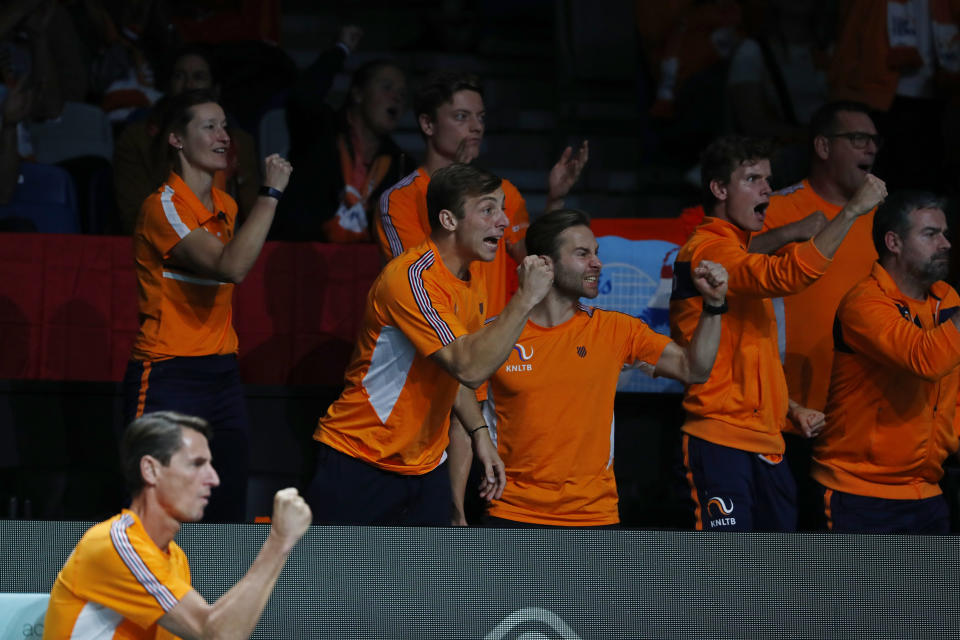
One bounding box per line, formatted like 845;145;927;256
375;70;588;318
374;71;588;523
812;191;960;534
752;101;883;414
670;135;885;532
484;209;728;527
44;412;311;639
308;163;555;525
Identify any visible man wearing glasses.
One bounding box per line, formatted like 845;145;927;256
749;101;883;418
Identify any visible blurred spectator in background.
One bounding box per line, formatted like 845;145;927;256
637;0;742;167
829;0;960;192
726;0;834;188
271;25;409;243
114;44;259;234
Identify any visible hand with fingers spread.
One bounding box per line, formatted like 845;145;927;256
546;140;589;209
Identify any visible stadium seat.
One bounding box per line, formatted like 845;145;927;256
28;102;114;165
258;107;290;161
0;163;80;233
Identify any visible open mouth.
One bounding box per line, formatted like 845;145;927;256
213;147;228;154
754;202;769;215
483;235;501;249
857;163;872;173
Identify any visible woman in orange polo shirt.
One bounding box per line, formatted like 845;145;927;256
122;88;292;522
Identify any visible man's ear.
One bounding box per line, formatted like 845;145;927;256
813;135;830;161
140;455;161;486
418;113;435;137
709;179;728;202
884;230;902;256
438;208;458;232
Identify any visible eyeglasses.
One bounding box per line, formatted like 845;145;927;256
824;132;884;150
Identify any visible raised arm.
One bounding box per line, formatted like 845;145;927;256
544;140;588;212
748;211;827;254
654;260;727;384
430;255;553;388
840;294;960;382
169;154;291;283
157;488;311;640
809;174;886;258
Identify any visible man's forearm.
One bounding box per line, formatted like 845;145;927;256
811;208;859;259
748;224;802;254
684;309;723;383
434;291;538;388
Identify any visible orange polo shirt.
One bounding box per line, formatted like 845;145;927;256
131;172;239;361
374;167;529;317
44;510;191;639
487;305;671;526
315;238;486;474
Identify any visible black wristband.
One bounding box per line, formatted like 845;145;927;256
259;185;283;200
702;301;728;315
468;425;488;436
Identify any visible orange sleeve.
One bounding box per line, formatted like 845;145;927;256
837;291;960;382
376;173;430;260
140;188;200;259
66;521;192;629
694;235;831;298
622;314;672;367
378;260;472;357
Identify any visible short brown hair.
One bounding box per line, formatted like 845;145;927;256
426;163;502;231
121;412;212;495
525;209;592;259
700;135;773;213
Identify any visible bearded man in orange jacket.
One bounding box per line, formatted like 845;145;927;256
812;190;960;534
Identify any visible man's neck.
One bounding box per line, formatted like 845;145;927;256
129;494;181;552
808;167;852;208
423;147;453;176
881;258;930;301
529;289;578;328
430;231;471;280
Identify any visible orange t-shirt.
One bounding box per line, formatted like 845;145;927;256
43;510;192;639
763;179;877;411
487;305;671;526
374;167;529;317
131;172;239;361
315;238;486;474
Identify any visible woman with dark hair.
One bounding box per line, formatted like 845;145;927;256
114;45;260;234
123;88;292;522
271;26;408;242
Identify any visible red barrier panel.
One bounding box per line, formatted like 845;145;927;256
0;234;381;385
